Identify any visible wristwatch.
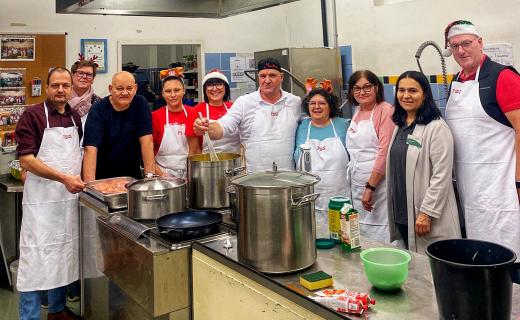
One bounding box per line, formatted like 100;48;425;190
516;181;520;189
365;182;376;191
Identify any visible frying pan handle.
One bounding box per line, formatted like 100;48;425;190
512;262;520;285
291;193;319;207
159;228;183;238
145;194;168;201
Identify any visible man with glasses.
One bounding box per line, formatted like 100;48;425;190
69;59;101;131
15;67;85;320
194;58;301;172
82;71;156;181
444;20;520;258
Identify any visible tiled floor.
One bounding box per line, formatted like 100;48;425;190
0;287;80;320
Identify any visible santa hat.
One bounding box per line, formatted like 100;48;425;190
202;69;229;86
444;20;481;49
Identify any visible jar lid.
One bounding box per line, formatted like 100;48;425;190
329;196;351;205
126;177;185;191
230;170;320;188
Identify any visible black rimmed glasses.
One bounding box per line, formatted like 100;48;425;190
352;84;373;94
75;71;94;79
449;37;480;51
206;83;225;90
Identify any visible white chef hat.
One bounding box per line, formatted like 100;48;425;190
202;69;229;86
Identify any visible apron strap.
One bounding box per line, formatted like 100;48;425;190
43;102;50;129
165;105;188;125
306;119;338;140
206;103;229;119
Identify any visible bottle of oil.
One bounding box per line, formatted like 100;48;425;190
340;203;361;252
328;196;351;243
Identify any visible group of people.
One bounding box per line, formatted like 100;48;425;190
12;19;520;320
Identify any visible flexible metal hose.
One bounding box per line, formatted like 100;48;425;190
415;41;449;101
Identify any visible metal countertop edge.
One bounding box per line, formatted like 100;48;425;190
191;241;351;320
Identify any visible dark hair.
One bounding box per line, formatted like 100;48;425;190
162;75;184;89
392;70;441;127
346;70;385;107
203;78;230;103
302;88;340;118
71;60;98;77
47;67;72;85
257;58;282;72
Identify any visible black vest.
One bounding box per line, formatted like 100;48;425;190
452;56;519;128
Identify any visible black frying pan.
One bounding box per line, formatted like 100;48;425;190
156;210;223;239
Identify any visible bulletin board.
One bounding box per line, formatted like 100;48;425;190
0;33;66;105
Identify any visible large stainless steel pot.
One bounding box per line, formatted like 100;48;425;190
187;152;244;209
126;177;186;220
229;164;320;273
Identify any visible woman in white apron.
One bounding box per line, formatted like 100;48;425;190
152;74;201;179
346;70;396;243
17;101;83;319
194;69;241;154
294;87;349;238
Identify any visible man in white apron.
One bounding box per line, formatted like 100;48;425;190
444;20;520;258
193;58;301;172
15;67;85;319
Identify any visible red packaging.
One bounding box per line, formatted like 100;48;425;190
311;295;365;315
345;291;376;310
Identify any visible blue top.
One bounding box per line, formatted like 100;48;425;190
293;117;349;163
83;95;152;179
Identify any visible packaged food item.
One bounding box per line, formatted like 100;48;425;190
310;295;365;315
313;289;376;311
340;204;361;251
328;197;351;243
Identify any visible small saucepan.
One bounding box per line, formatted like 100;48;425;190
155;210;222;239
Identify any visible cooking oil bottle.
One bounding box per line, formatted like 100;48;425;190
328;197;351;243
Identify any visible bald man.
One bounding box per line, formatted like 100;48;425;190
82;71;155;181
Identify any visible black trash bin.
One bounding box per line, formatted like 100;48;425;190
426;239;520;320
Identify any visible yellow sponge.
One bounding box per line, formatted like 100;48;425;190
299;271;333;290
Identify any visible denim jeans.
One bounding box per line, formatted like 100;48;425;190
19;286;67;320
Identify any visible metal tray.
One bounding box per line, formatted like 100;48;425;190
85;177;136;210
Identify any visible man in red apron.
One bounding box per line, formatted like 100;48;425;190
444;20;520;258
15;67;85;319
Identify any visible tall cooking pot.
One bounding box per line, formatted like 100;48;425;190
229;163;320;273
188;152;243;209
126;177;186;220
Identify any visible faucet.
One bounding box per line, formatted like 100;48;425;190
297;144;312;172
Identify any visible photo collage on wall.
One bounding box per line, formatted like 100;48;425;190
0;68;27;149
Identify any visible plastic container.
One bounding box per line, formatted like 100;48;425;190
360;247;411;291
426;239;520;320
315;238;335;249
328;197;351;243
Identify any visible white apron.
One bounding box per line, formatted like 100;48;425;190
306;119;350;237
245;99;298;172
17;103;82;291
346;107;390;243
445;68;520;257
204;103;241;154
156;106;189;179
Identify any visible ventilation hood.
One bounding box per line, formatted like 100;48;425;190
56;0;299;18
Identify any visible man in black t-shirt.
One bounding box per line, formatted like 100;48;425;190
82;71;155;181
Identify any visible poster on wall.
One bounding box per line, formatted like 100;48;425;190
81;39;107;73
230;57;247;83
0;88;25;106
0;68;25;88
483;43;514;66
0;36;35;61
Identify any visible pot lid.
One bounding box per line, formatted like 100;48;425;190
230;170;320;188
126;177;185;191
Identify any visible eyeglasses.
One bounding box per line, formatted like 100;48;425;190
352;84;373;94
449;38;479;51
75;71;94;79
206;83;225;89
49;83;71;90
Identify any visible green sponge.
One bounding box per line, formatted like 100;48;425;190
300;271;333;290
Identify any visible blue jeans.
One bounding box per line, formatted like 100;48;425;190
19;286;67;320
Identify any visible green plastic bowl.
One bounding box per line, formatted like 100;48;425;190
360;247;411;291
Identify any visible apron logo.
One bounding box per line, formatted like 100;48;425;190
317;145;326;152
451;88;461;94
63;134;72;139
271;111;278;117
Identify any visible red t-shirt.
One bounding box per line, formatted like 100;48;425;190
151;105;197;155
457;55;520;113
192;101;233;121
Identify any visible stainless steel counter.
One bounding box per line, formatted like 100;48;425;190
196;236;520;319
0;174;23;275
0;174;23;192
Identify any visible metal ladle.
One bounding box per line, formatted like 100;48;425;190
198;112;219;161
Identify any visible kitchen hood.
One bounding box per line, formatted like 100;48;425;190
56;0;300;18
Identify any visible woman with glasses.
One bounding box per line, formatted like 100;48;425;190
152;71;201;179
346;70;395;243
69;58;101;130
294;85;349;237
192;69;240;153
387;71;460;252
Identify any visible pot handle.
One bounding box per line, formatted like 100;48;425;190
512;262;520;285
291;193;319;207
145;194;168;201
224;166;246;177
226;185;236;194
